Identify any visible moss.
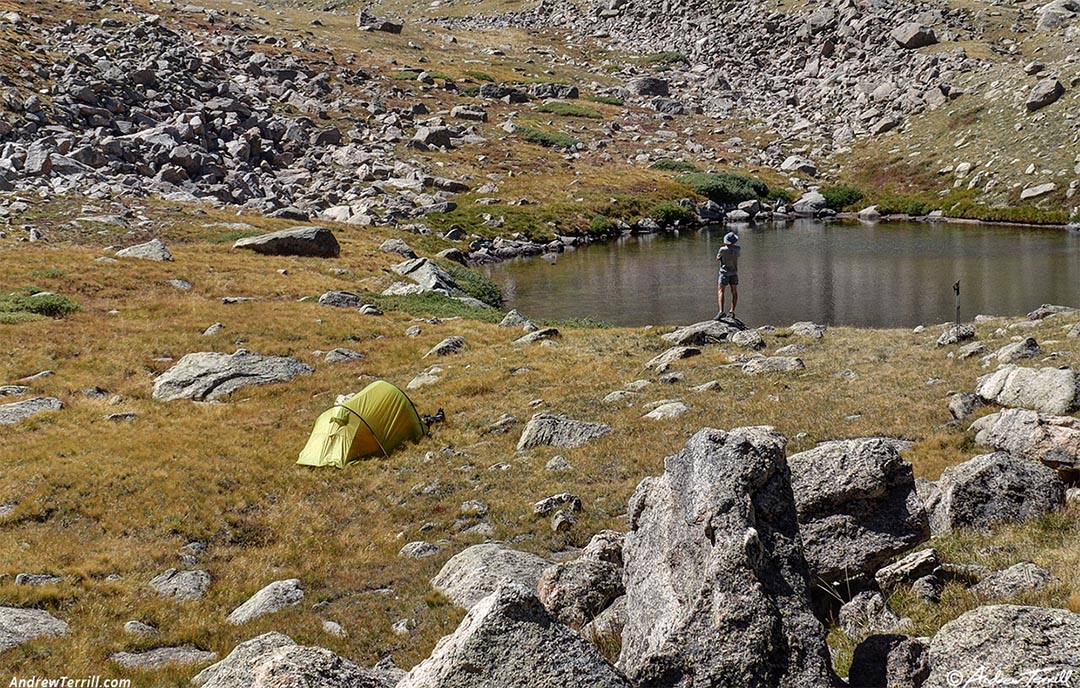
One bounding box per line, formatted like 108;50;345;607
515;125;581;150
536;101;603;119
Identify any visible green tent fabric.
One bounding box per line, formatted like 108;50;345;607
297;381;426;468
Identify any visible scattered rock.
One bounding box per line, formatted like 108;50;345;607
642;401;691;420
926;452;1065;535
249;645;394;687
790;321;827;338
537;532;624;629
534;493;582;516
743;356;805;374
839;591;911;637
732;329;765;350
226;579;304;625
936;324;975;346
890;22;937;48
645;346;700;370
0;397;63;425
1020;182;1058;200
149;568;211;601
517;413;612;450
423;336;465;358
789;438;929;585
233;227;340;258
0;607;69;652
875;549;941;591
123;620;159;637
431;543;551;610
618;427;836;687
380;238;417;258
324;348;364;363
975;364;1080;415
400;541;441;559
948;392;984;420
972;562;1053;600
1025;78;1065;112
319;291;364;308
153;350;313;402
110;646;217;670
116;238;173;261
660;320;738;346
14;573;61;586
514;328;559;345
972;408;1080;475
397;583;630;688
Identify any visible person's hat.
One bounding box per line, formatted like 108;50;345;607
724;232;739;244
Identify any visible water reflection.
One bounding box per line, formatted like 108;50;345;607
483;220;1080;328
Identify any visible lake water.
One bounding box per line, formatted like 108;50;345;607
482;220;1080;328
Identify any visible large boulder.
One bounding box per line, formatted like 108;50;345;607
890;22;938;48
660;321;738;346
789;438;929;584
971;562;1053;600
0;397;63;425
233;226;340;258
618;427;837;687
432;543;551;609
0;607;69;652
391;258;461;294
924;605;1080;688
1025;78;1065;112
926;452;1065;535
972;408;1080;475
226;579;304;625
537;531;625;629
975;364;1080;415
517;413;612;450
848;634;930;688
397;583;631;688
152;350;313;402
192;632;297;686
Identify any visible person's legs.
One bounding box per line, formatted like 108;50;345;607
730;284;738;314
719;284;728;314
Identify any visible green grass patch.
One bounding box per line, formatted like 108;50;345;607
650;201;698;227
0;287;80;319
31;269;65;279
204;229;263;244
464;70;495;82
590;215;618;235
536;101;603;119
516;125;581;151
392;69;424;80
650;158;699;173
437;261;505;308
677;172;769;204
458;85;482;97
821;185;865;211
645;51;687;65
602;63;621;73
587;95;624;106
364;292;504;323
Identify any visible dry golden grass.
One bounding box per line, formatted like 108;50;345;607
2;197;1079;682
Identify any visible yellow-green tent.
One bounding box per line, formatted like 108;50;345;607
297;381;426;468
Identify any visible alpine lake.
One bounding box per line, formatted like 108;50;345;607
481;220;1080;329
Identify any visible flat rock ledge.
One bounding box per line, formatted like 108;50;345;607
517;413;612;450
153;350;313;402
0;607;70;652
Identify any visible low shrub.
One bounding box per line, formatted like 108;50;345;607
650;158;698;173
516;125;580;150
821;185;865;211
677;172;769;204
438;261;505;308
536;102;603;119
650;202;698;227
645;51;687;65
463;70;495;82
0;288;80;319
589;215;618;235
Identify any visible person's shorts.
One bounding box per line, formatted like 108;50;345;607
718;273;739;286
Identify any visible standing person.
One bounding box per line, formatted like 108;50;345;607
715;232;740;320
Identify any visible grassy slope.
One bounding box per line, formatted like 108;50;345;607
0;199;1078;680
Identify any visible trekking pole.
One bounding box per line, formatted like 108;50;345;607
953;280;960;336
